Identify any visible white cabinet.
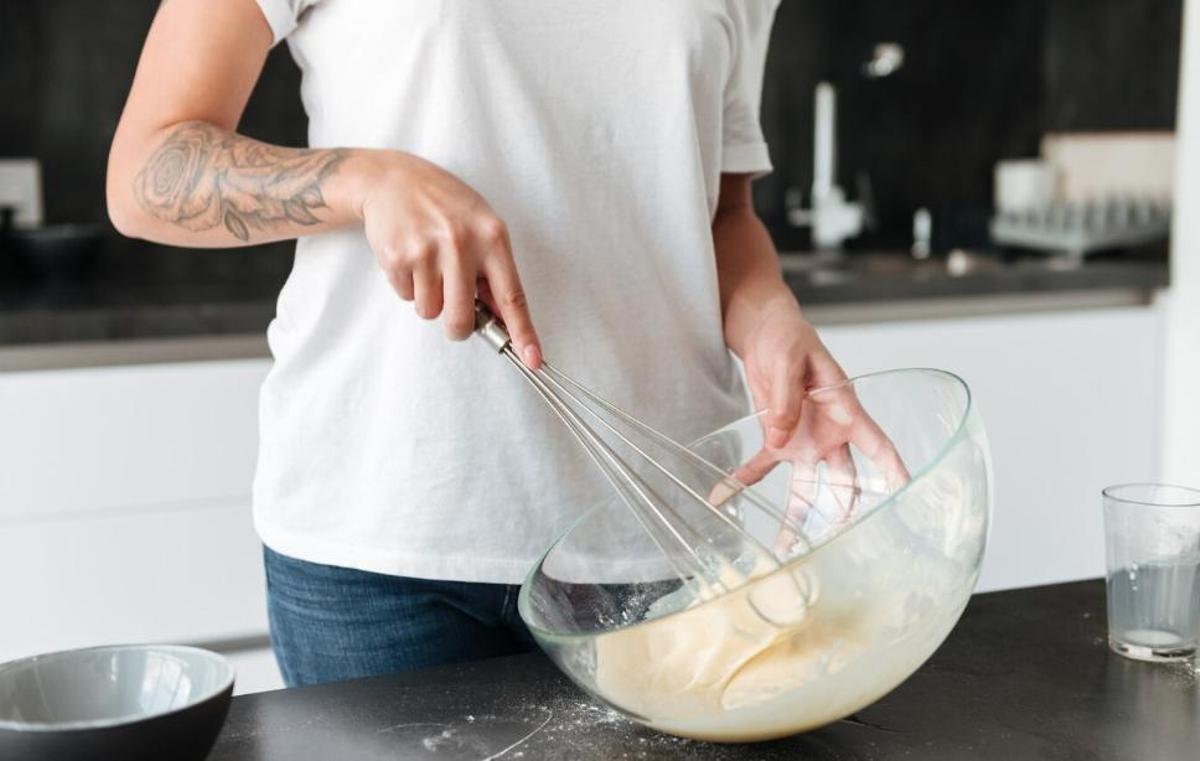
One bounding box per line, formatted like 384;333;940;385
0;300;1166;691
0;359;273;684
817;303;1165;592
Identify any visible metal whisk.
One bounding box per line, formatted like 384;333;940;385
474;303;807;595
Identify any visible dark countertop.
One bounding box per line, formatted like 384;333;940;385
209;580;1199;761
0;236;1170;348
0;236;290;347
0;278;280;346
781;249;1169;306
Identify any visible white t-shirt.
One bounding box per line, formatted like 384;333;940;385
252;0;780;583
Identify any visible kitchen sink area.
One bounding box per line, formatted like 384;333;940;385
778;247;1167;311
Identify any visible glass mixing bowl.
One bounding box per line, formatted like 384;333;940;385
518;368;992;742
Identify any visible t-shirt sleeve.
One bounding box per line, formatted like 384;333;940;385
254;0;321;46
721;0;781;176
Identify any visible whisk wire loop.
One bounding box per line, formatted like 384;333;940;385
475;301;804;593
498;347;717;590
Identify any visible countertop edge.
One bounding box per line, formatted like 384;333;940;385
0;333;270;372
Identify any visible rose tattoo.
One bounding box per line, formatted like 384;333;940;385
134;122;346;242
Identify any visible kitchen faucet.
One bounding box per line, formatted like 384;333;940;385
786;82;865;251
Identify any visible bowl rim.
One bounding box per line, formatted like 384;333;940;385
518;366;978;641
1102;482;1200;508
0;643;234;732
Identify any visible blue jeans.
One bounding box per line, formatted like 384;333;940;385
263;546;537;687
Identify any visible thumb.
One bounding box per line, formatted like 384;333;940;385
763;361;803;449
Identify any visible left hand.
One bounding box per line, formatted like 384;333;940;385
733;301;908;534
739;301;846;451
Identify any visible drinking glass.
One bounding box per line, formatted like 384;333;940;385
1103;483;1200;662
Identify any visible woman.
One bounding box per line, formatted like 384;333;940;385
108;0;878;687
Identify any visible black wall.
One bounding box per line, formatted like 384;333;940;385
0;0;1183;263
0;0;307;226
756;0;1183;247
0;0;305;283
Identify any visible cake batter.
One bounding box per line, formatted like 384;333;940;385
591;527;975;742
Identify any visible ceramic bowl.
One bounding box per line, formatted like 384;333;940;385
0;644;234;761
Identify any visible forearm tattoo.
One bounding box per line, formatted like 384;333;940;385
134;122;347;242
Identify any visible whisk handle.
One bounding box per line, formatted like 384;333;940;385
473;300;512;352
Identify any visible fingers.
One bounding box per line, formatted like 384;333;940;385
848;405;911;492
480;223;542;368
412;259;442;320
359;154;537;353
787;458;820;522
773;457;819;557
440;253;477;341
729;445;807;556
763;360;804;449
389;268;414;302
823;444;859;522
732;447;782;489
372;218;539;356
805;376;908;495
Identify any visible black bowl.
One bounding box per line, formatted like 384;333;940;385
0;644;234;761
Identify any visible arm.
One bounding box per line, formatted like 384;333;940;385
713;174;908;510
107;0;541;363
116;120;352;246
713;174;845;447
106;0;351;246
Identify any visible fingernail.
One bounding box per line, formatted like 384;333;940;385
522;344;542;368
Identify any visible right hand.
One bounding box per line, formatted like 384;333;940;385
351;151;542;367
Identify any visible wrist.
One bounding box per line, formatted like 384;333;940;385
330;148;399;222
726;283;803;358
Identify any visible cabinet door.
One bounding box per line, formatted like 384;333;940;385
818;305;1164;592
0;359;271;662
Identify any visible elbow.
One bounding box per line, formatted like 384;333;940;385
106;194;139;240
108;115;190;239
105;152;142;240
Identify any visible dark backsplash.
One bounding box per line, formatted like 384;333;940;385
0;0;307;225
756;0;1182;248
0;0;1182;270
0;0;305;285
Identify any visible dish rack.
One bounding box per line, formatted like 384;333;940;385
990;197;1171;259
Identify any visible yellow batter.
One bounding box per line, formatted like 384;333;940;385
594;562;857;715
590;544;970;742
